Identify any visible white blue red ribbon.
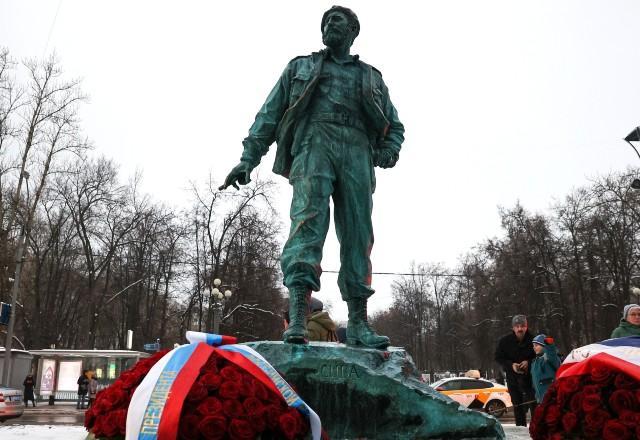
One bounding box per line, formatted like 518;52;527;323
557;336;640;381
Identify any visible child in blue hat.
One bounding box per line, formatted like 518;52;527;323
530;334;561;403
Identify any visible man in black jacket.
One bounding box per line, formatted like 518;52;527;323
495;314;536;426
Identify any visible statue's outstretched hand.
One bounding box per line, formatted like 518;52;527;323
373;148;398;168
219;161;253;190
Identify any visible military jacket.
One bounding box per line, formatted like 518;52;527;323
241;49;405;178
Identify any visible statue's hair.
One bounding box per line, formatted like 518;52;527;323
321;6;360;39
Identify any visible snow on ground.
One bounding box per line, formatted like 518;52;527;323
0;424;531;439
502;424;532;439
0;425;88;439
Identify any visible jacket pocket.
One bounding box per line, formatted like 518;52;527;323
290;72;311;104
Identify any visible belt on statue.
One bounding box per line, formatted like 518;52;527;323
310;112;367;132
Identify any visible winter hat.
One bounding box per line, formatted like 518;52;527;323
623;304;640;320
533;334;547;346
512;314;527;326
310;297;324;313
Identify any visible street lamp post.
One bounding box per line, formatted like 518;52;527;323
211;278;233;334
624;126;640;189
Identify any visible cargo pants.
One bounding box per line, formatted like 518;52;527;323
281;121;375;301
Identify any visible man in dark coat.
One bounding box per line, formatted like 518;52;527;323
495;314;536;426
76;370;89;409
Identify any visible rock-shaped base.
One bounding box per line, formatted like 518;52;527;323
246;341;505;439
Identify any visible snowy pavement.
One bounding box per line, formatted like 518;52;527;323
0;425;88;439
0;424;531;439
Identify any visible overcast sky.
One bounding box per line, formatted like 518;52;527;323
1;1;639;322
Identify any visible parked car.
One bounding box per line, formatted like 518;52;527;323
430;377;512;418
0;386;24;422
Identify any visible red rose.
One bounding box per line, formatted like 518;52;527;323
253;379;270;401
603;419;631;440
549;434;563;440
278;408;301;440
198;414;228;440
569;392;583;414
582;392;602;413
251;407;267;432
561;411;578;433
243;397;265;415
219;380;241;400
544;404;562;427
91;416;106;437
590;366;614;385
614;373;636;390
84;407;97;430
197;396;223;415
229;418;256;440
609;389;638;414
99;411;121;438
529;404;546;437
187;381;209;402
557;376;581;403
220;366;242;382
223;398;246;418
116;371;137;390
200;372;222;391
584;408;611;434
239;376;256;398
109;408;127;436
529;410;548;440
203;354;220;374
618;410;640;428
264;403;284;430
179;414;201;440
98;385;129;411
582;384;600;395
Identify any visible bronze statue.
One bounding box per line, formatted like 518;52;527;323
221;6;404;349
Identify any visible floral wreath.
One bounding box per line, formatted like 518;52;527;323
84;333;325;440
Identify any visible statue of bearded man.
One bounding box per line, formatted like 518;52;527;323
221;6;404;349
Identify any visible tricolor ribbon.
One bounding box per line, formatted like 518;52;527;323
557;335;640;381
125;332;321;440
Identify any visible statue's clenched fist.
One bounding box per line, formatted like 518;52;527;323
373;148;399;168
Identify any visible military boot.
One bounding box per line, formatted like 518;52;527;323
346;298;390;349
283;288;309;344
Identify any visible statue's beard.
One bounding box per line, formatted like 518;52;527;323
322;29;348;48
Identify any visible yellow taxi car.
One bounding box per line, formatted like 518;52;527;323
430;377;512;418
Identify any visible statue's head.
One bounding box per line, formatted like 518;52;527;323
321;6;359;49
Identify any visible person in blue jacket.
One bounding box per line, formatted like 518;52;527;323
530;334;561;403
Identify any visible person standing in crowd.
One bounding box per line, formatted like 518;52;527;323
611;304;640;338
22;373;36;407
88;371;98;408
307;297;338;342
76;370;89;409
495;314;536;427
530;334;561;403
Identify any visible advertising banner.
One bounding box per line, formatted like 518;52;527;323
58;360;82;391
39;359;56;395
